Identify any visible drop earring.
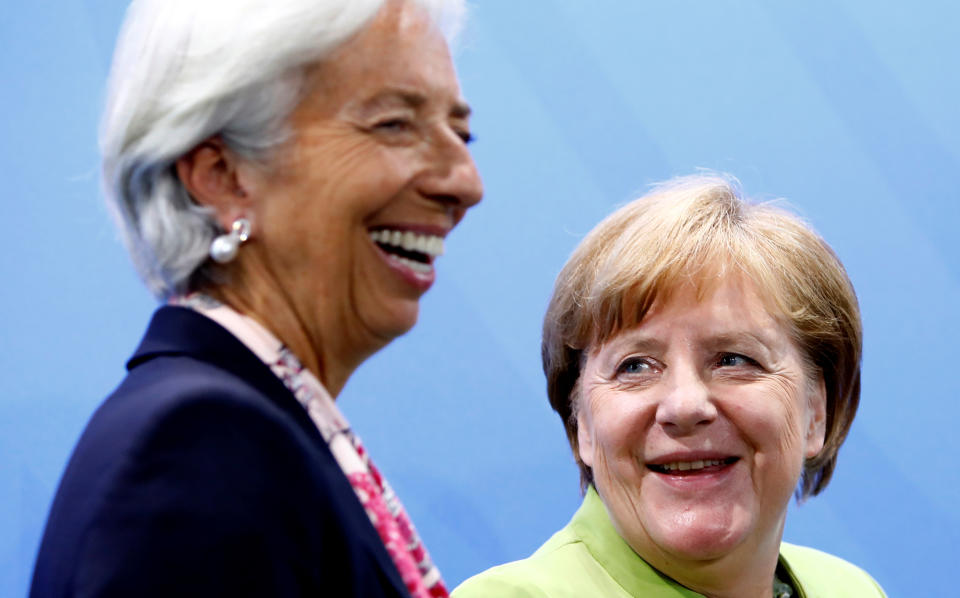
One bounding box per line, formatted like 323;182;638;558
209;218;250;264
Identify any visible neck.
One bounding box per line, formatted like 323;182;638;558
200;265;380;398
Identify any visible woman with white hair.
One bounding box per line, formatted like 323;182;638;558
30;0;482;596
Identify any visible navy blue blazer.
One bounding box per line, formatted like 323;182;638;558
31;306;411;597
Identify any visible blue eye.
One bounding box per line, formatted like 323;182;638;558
617;357;653;375
717;353;756;368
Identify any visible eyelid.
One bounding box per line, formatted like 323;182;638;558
368;106;416;123
716;352;761;368
614;355;658;376
447;113;474;144
373;116;413;128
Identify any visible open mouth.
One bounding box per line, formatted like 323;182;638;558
369;228;444;274
647;457;739;475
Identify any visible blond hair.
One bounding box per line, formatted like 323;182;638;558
542;174;862;499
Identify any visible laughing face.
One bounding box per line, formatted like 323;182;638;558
576;275;826;573
234;0;482;388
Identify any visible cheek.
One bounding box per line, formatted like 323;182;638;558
770;380;811;450
284;133;397;201
725;385;809;472
587;395;651;469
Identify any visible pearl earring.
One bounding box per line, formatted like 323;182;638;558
209;218;250;264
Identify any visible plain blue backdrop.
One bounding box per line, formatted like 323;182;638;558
3;1;959;596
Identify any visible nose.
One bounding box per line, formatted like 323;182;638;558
418;130;484;220
655;364;717;435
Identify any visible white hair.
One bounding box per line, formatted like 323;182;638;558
101;0;467;298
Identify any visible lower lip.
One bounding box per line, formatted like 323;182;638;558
649;461;739;491
375;245;436;292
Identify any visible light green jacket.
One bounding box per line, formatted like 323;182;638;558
453;488;886;598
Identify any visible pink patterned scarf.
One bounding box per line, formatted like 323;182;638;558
172;294;448;598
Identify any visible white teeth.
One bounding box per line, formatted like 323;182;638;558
414;235;429;253
395;255;432;274
660;459;724;472
369;229;445;257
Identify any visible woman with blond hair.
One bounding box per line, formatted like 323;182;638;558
456;175;884;597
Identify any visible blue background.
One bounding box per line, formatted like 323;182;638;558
3;1;958;595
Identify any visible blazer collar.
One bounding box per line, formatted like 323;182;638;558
127;305;315;434
570;487;702;596
129;305;260;371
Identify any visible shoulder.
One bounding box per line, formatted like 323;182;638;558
781;543;887;598
71;348;333;516
32;350;378;596
453;529;629;598
72;352;314;485
452;549;579;598
43;353;330;550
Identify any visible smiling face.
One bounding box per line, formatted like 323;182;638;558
231;0;482;390
576;275;826;578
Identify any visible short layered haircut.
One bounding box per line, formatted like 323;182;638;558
101;0;466;298
542;174;862;499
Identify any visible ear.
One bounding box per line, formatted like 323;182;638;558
175;138;251;231
804;373;827;459
576;401;595;468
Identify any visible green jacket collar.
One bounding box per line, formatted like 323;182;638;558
568;486;704;596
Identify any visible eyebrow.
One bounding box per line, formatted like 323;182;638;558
360;88;472;118
705;331;782;360
596;334;665;359
599;329;781;360
450;100;472;119
708;330;771;346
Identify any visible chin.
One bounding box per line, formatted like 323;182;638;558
659;531;745;562
374;302;420;342
651;510;753;562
